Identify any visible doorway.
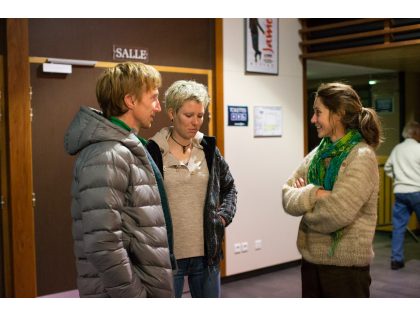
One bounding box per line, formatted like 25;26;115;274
30;60;212;296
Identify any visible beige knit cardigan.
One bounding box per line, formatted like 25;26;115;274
282;142;379;267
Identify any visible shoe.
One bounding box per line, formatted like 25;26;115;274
391;260;405;270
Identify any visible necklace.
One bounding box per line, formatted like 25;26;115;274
170;133;192;153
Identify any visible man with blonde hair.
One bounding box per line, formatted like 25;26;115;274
64;62;174;297
385;121;420;270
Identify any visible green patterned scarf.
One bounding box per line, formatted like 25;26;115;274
307;129;362;256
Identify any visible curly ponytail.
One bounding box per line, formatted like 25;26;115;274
359;107;384;149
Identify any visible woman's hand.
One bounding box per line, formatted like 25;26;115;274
293;177;331;199
316;188;331;199
293;177;306;188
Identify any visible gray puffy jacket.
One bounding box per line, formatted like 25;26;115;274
64;106;173;297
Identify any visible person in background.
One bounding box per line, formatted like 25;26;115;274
64;62;174;297
384;121;420;270
147;80;237;298
282;82;383;297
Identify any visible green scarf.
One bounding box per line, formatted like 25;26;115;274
307;129;362;256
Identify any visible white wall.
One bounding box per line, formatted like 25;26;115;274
223;19;303;276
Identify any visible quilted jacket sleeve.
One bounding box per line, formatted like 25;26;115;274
302;145;378;234
282;150;321;217
77;149;145;297
215;147;237;226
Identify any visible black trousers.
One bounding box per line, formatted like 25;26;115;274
301;258;371;298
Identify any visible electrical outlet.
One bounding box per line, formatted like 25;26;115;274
241;242;248;253
234;243;241;254
255;239;262;250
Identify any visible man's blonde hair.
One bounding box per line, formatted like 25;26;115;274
96;62;161;118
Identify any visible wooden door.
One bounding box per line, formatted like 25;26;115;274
30;61;211;295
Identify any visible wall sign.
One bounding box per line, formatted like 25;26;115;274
254;106;282;137
375;97;393;113
228;105;248;126
113;45;149;62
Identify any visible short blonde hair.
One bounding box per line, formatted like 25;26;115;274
96;62;161;118
164;80;209;113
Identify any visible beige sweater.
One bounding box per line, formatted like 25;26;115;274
282;142;379;267
151;127;209;260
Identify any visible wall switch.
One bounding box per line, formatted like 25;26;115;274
234;243;241;254
241;242;248;253
255;239;262;250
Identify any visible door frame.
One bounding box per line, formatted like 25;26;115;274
3;18;37;298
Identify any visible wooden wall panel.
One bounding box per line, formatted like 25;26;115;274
6;18;37;297
29;19;215;70
28;19;216;296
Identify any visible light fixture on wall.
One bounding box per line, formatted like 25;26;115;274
369;80;377;85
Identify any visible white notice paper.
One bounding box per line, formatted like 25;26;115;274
254;106;282;137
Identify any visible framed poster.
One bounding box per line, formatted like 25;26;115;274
254;106;282;137
245;18;278;75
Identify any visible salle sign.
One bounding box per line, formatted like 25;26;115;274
113;45;149;63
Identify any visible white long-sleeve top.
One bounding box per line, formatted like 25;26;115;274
384;138;420;193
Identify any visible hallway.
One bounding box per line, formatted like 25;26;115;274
220;231;420;297
44;230;420;298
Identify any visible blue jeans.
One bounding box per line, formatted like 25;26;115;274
391;192;420;262
173;256;221;298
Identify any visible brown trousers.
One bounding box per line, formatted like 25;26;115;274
301;259;371;298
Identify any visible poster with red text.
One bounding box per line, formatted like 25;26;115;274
245;18;278;75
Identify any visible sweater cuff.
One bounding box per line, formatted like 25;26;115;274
306;183;322;211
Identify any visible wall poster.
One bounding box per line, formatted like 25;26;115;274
245;18;278;75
